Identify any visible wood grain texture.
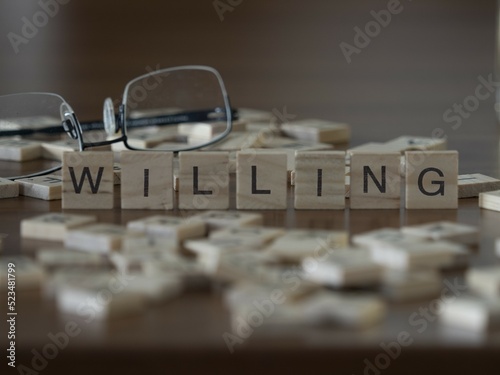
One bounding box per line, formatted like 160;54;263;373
458;173;500;198
62;151;114;209
236;150;287;210
178;151;230;210
294;150;346;209
0;177;18;198
17;174;62;200
120;151;173;210
350;152;401;209
20;212;97;241
405;151;458;209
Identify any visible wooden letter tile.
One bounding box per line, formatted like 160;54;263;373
0;138;42;161
21;213;97;241
350;152;401;209
265;229;349;263
459;173;500;198
401;221;478;246
294;151;346;209
467;266;500;298
126;215;206;243
17;174;62;200
383;136;447;153
236;150;287;209
37;249;107;268
281;119;350;144
405;151;458;209
441;296;500;332
479;190;500;212
41;139;79;161
178;151;230;210
65;223;129;253
190;210;263;230
62;151;114;209
120;151;173;210
302;248;383;288
0;178;19;199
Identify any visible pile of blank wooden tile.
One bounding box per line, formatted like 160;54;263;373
2;210;499;334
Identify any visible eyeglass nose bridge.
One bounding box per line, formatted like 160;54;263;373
60;102;79;140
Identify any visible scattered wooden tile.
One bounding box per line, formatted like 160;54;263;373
120;151;173;210
55;276;144;320
179;121;246;143
126;126;181;149
405;151;458;209
20;213;97;241
467;266;500;298
294;151;346;209
178;151;230;210
43;269;112;299
62;151;114;209
383;136;447;152
0;256;45;291
301;291;386;328
142;252;209;290
41;139;79;161
17;174;62;200
65;223;129;253
109;250;172;274
265;229;349;263
352;228;425;248
302;248;383;288
0;138;42;161
237;108;275;123
350;152;401;209
122;273;182;304
185;237;260;274
126;215;206;243
381;269;441;301
206;131;266;151
281;119;350;144
236;150;287;209
121;233;178;254
479;190;500;212
401;221;478;246
369;240;467;270
215;250;282;283
458;174;500;198
0;178;19;199
190;210;263;230
346;143;386;162
441;296;500;332
210;226;285;246
37;248;107;268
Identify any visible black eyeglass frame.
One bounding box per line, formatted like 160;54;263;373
0;65;236;180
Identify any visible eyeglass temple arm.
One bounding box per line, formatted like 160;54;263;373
80;108;239;131
0;108;238;137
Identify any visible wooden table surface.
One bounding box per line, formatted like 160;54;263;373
1;0;500;374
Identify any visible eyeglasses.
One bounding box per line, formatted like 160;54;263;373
0;65;235;180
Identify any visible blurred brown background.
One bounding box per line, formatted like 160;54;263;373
0;0;497;154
